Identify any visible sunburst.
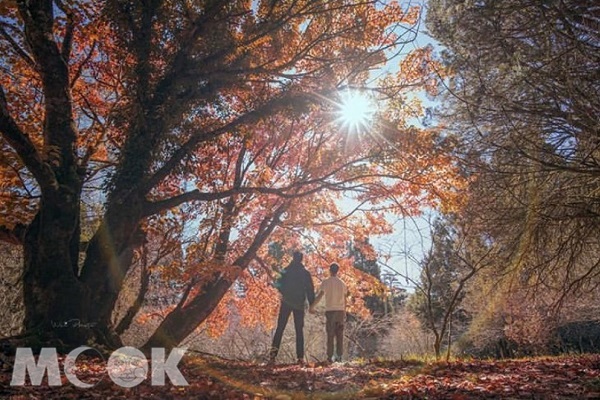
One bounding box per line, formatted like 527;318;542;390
336;91;376;134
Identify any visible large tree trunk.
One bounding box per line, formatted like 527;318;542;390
21;190;92;349
79;202;146;344
4;0;96;350
1;1;154;351
20;189;144;349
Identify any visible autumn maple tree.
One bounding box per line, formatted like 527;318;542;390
0;0;462;350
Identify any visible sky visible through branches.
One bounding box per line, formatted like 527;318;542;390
353;1;442;292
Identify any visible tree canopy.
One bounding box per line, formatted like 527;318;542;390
0;0;464;349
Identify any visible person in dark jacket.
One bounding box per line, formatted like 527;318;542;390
269;251;315;364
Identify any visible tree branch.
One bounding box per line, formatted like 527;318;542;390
142;185;296;217
142;151;408;217
55;0;74;62
0;84;57;188
0;24;35;67
17;0;78;177
232;201;289;269
70;41;96;88
139;91;313;195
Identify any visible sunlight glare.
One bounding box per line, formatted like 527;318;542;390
337;91;376;134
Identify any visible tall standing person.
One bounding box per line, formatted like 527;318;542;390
310;263;347;363
269;251;315;364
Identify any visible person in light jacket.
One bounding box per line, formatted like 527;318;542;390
310;263;347;363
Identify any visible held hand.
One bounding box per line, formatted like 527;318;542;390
308;306;316;314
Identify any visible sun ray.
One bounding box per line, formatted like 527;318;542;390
336;91;376;134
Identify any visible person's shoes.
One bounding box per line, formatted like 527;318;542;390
296;358;305;366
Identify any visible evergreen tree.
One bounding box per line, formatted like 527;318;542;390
348;239;388;316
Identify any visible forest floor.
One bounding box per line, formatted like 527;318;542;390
1;352;600;399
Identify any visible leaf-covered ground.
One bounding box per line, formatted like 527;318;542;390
1;352;599;399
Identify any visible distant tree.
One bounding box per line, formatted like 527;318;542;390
350;239;381;280
348;239;388;315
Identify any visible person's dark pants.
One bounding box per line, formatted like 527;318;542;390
325;311;345;362
270;302;305;360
